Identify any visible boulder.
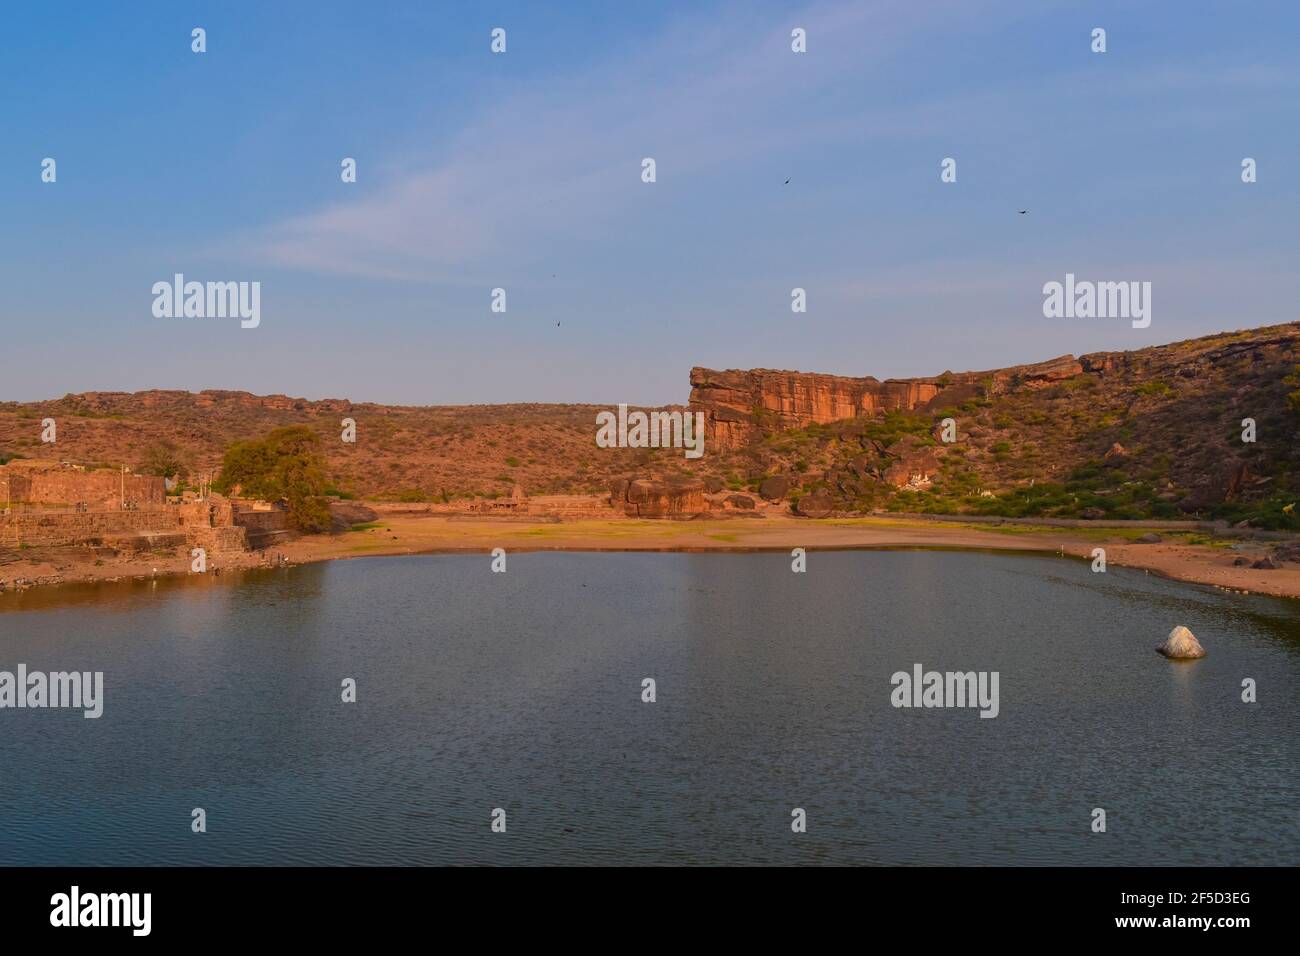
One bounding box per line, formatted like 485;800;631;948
1178;483;1226;513
1103;442;1127;461
847;454;874;480
1135;532;1163;544
329;500;379;532
758;476;792;501
724;494;755;510
1251;557;1278;570
1080;507;1105;520
793;493;834;518
702;475;725;493
882;447;941;488
835;475;871;499
612;476;707;518
884;434;926;457
1270;542;1300;563
1156;625;1206;660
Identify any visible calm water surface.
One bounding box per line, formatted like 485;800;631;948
1;550;1297;865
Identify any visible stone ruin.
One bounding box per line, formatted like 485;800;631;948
0;460;288;553
467;484;530;514
0;459;164;511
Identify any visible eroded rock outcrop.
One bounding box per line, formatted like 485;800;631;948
881;436;942;488
610;476;707;518
689;355;1084;450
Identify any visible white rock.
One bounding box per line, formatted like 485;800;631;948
1156;625;1206;659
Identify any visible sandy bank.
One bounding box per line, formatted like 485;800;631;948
2;514;1298;601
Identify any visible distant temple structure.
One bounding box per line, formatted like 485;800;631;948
468;484;529;513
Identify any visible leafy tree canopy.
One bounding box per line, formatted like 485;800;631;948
213;426;332;532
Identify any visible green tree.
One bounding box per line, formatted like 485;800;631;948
137;441;188;479
213;426;332;532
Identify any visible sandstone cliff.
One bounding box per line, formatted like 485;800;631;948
690;355;1083;450
690;323;1300;526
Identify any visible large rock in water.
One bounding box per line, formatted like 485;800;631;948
1156;626;1206;659
612;476;706;518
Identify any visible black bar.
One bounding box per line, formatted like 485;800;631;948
0;866;1283;942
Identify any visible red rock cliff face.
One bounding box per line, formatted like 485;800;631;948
690;355;1083;450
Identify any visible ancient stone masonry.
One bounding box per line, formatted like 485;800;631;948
230;502;291;549
689;355;1083;450
466;484;530;514
0;460;164;510
0;509;180;548
0;460;287;553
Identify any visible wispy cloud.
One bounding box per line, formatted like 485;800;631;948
233;0;1024;281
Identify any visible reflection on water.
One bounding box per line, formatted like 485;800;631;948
0;551;1296;865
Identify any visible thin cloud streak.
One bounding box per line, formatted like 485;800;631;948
234;0;1030;281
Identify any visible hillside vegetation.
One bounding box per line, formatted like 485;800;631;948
2;323;1295;528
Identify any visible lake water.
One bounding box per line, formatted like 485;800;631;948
1;550;1296;865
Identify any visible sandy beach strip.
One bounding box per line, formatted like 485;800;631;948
2;514;1298;601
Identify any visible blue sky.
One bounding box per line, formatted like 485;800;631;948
2;1;1297;405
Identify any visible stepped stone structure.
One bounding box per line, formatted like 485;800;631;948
0;461;287;552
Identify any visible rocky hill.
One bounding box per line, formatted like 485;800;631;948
692;323;1300;528
2;322;1296;528
0;392;692;503
689;354;1083;450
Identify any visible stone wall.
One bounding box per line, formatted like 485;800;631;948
232;504;290;549
233;507;289;534
190;525;249;554
0;492;283;551
0;463;164;509
0;509;181;547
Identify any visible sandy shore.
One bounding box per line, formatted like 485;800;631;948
2;514;1298;601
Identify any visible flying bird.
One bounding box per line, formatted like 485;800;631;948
784;177;791;185
1018;209;1028;215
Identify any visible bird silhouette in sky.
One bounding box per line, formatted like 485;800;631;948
1018;209;1028;215
784;177;791;185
